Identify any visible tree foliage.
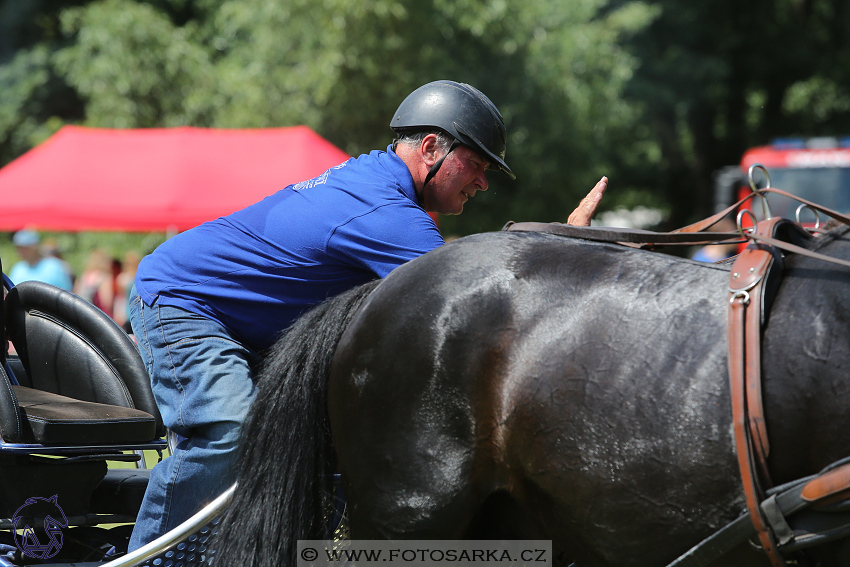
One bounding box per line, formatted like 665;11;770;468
2;0;850;239
626;0;850;224
0;0;654;238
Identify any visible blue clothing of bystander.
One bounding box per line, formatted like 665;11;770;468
10;257;72;290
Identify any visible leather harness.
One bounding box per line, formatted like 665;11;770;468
504;184;850;566
726;217;798;567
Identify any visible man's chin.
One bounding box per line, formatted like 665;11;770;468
434;204;463;215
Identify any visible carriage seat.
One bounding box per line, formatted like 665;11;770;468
1;279;164;444
12;385;156;444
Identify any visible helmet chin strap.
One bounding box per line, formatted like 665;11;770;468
417;140;460;206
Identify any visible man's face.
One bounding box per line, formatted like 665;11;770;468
422;145;490;215
16;245;40;264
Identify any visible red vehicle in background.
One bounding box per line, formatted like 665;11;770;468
714;137;850;226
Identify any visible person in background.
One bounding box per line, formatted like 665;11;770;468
74;249;117;317
41;237;75;286
691;217;740;263
114;251;141;330
9;230;73;291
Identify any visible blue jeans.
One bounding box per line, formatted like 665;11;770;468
127;286;261;551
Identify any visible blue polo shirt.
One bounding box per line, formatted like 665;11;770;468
135;146;444;351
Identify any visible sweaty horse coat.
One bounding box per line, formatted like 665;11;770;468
216;226;850;567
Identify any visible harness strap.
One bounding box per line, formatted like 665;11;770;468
674;185;850;235
418;140;461;202
763;187;850;227
727;221;784;567
801;460;850;503
674;190;765;234
667;461;850;567
502;222;743;246
742;231;850;271
504;208;850;272
728;221;791;476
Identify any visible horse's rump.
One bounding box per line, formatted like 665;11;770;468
330;232;751;565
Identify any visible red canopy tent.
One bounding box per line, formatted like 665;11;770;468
0;125;351;232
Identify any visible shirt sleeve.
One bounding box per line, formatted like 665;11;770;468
327;203;445;278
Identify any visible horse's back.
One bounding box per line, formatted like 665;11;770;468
329;231;750;565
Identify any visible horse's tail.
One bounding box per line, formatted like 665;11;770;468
214;279;382;566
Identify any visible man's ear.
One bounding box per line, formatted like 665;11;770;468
419;134;442;167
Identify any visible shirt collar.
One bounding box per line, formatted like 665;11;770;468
380;144;422;207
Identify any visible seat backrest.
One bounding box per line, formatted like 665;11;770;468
4;280;164;437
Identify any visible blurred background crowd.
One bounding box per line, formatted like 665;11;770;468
6;228;141;331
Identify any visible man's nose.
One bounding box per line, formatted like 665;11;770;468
478;171;489;191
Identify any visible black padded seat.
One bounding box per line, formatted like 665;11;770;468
15;385;156;444
0;265;162;532
2;280;164;442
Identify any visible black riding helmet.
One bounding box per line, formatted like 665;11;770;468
391;81;516;188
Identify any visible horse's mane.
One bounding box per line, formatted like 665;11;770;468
214;278;382;566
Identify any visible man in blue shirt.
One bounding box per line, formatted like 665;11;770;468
127;81;607;550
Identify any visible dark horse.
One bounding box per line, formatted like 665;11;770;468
215;225;850;567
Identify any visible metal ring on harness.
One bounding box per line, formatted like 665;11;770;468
748;163;774;220
736;208;758;238
729;290;750;306
795;203;821;230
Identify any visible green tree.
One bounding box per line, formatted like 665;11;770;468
625;0;850;225
54;0;218;127
2;0;655;237
203;0;658;233
0;0;86;166
7;0;850;235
